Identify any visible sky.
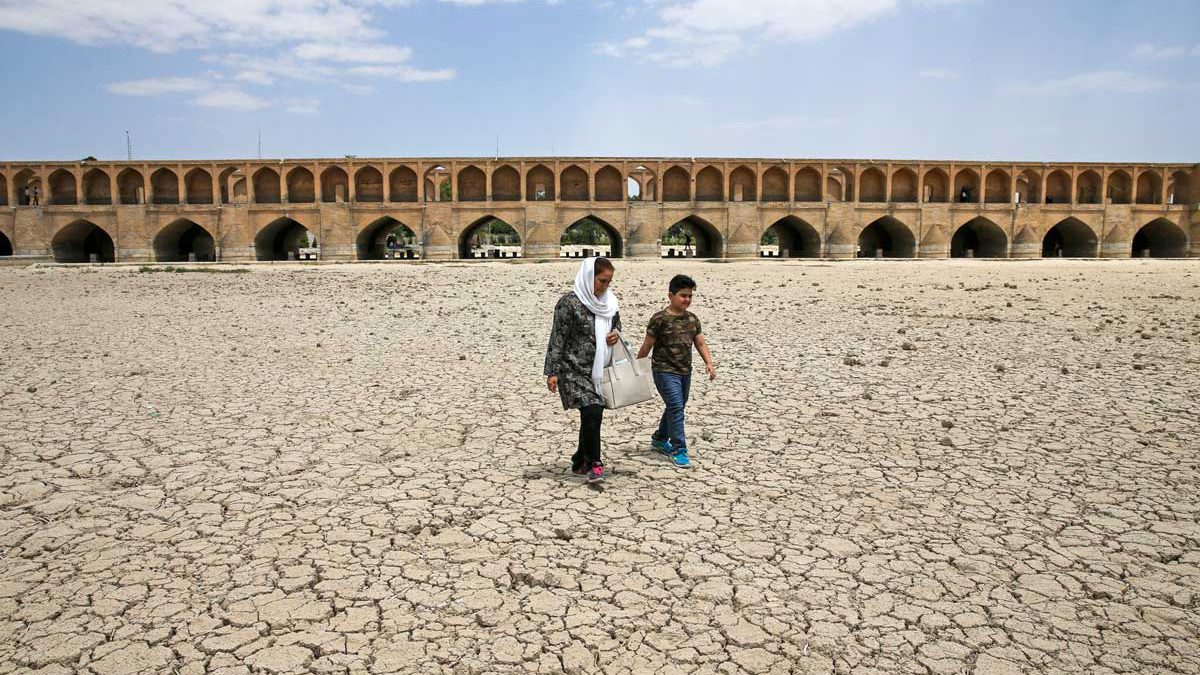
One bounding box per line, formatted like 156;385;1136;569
0;0;1197;163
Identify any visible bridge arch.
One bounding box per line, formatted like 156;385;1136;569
255;217;311;261
184;168;213;204
492;165;520;201
859;167;885;202
561;165;589;201
695;166;723;201
151;168;179;205
985;169;1010;203
1132;218;1187;258
1107;170;1132;204
662;165;690;202
595;165;623;202
459;216;522;259
561;216;622;258
795;167;821;201
355;166;383;202
155;218;215;262
923;168;948;203
729;165;756;202
389;166;418;202
951;217;1008;258
761;166;787;201
1168;170;1191;204
858;216;915;258
0;230;10;256
891;168;917;202
1136;170;1162;204
457;165;485;202
286;167;315;203
49;169;77;205
526;164;554;201
1076;170;1101;204
82;168;111;205
13;169;41;206
954;168;979;202
662;216;722;258
357;216;418;260
52;220;114;262
0;173;7;206
116;168;143;205
321;166;349;202
1042;217;1096;258
1046;170;1070;203
253;167;281;203
1016;169;1041;204
762;216;820;257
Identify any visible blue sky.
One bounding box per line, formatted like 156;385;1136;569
0;0;1197;163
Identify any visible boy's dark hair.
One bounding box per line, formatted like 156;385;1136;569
594;257;614;274
669;274;696;295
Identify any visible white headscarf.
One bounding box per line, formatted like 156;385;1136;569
573;257;619;392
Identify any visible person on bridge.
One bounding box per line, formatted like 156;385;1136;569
544;257;623;483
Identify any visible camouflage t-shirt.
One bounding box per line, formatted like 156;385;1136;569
647;310;702;375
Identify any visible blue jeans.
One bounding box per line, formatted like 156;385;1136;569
652;371;691;451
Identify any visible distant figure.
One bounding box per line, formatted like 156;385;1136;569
31;185;40;206
683;233;693;257
22;186;31;205
959;185;971;203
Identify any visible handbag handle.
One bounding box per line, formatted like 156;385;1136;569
606;331;641;378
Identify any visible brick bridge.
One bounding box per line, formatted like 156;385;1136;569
0;157;1195;263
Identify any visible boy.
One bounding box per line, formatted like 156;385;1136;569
636;274;715;468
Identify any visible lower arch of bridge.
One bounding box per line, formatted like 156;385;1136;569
663;216;722;258
255;217;311;261
358;217;418;260
0;231;11;256
1132;219;1188;258
560;217;622;258
762;217;820;257
857;217;915;258
459;216;522;259
52;220;115;263
155;219;215;262
1042;218;1096;258
951;217;1008;258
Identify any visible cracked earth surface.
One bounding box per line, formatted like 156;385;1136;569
0;259;1197;675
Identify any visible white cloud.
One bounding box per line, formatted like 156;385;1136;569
284;98;322;114
193;88;270;111
719;115;839;132
918;68;959;80
234;71;275;86
438;0;524;4
106;76;208;96
346;65;457;81
1132;43;1189;59
999;70;1168;96
293;42;413;63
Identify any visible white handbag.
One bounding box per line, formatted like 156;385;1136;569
600;332;656;410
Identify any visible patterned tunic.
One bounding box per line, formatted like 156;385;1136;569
544;293;623;410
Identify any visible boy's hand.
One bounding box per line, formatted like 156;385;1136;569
547;375;558;393
606;330;619;346
706;363;717;381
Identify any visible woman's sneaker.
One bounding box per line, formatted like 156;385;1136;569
651;439;673;456
670;450;690;468
587;463;606;483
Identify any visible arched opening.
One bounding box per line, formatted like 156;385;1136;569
695;166;723;201
82;169;111;205
255;217;312;261
795;167;821;201
253;168;281;204
1076;170;1101;204
662;216;722;258
285;167;315;203
116;168;143;205
218;167;239;204
321;167;349;203
891;168;917;202
14;170;41;206
1107;170;1132;204
859;167;885;202
52;220;114;262
1042;218;1096;258
1046;170;1070;204
984;170;1010;204
1168;170;1191;205
492;165;520;201
151;168;179;205
728;165;756;202
923;168;949;203
184;168;212;204
423;166;450;202
1136;171;1162;204
0;231;11;256
561;216;622;258
662;166;690;202
761;167;787;201
389;166;418;202
629;165;655;201
357;216;419;260
857;217;916;258
154;219;216;262
49;169;77;205
0;174;7;206
951;217;1008;258
1132;219;1187;258
830;166;854;201
457;165;485;202
954;169;979;203
355;166;383;203
561;165;589;201
595;165;623;201
459;216;522;259
1016;169;1041;204
526;164;554;201
761;216;820;258
627;177;642;201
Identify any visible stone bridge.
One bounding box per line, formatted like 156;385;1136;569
0;157;1196;263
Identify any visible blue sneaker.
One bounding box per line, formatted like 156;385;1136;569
651;439;673;456
670;449;691;468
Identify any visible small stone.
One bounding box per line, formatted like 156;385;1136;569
941;420;954;429
901;341;916;350
26;385;36;393
939;436;954;447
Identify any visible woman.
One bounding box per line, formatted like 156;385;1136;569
544;257;622;483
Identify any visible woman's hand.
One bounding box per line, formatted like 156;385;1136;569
606;330;619;346
547;375;558;393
